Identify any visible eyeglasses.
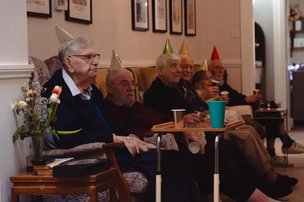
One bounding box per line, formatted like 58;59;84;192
69;53;100;63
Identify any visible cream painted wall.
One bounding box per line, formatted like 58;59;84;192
0;0;28;64
0;0;33;201
28;0;244;91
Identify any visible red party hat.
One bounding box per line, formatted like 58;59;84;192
211;46;220;61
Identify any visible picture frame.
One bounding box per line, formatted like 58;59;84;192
26;0;52;18
131;0;149;31
152;0;167;33
65;0;92;24
184;0;196;36
55;0;68;11
169;0;182;35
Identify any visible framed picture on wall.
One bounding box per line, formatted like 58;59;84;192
65;0;92;24
152;0;167;33
169;0;182;35
55;0;68;11
27;0;52;18
184;0;196;36
131;0;149;31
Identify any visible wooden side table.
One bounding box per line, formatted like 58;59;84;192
10;168;119;202
255;108;288;131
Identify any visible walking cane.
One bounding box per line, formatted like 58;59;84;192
214;136;220;202
156;134;162;202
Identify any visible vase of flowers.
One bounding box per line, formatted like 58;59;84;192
12;72;62;165
31;134;45;162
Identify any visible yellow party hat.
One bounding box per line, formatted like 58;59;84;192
201;59;208;71
162;39;174;54
179;40;190;56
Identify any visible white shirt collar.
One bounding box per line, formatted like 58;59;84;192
62;69;92;100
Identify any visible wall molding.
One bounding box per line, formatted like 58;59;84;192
0;64;34;80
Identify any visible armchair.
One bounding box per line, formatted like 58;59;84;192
30;56;149;201
30;56;178;202
43;142;134;202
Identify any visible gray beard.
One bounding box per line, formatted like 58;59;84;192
107;95;134;107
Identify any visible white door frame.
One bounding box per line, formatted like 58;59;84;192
273;0;289;110
242;0;290;128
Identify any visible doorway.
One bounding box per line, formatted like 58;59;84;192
253;0;290;128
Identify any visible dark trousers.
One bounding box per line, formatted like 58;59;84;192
202;135;257;202
116;148;201;202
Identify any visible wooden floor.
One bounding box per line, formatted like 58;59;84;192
274;125;304;202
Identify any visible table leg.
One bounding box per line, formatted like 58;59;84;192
109;187;117;202
11;190;19;202
90;192;98;202
214;136;220;202
156;134;162;202
282;111;288;171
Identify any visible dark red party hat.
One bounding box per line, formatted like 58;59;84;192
211;46;220;61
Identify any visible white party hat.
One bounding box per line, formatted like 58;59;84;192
55;25;74;44
109;50;125;71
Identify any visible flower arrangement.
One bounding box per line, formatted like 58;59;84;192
12;72;62;143
290;5;303;22
289;4;303;31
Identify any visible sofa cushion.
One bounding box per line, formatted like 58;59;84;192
123;171;149;193
44;56;62;76
30;56;51;85
95;68;109;96
130;67;157;92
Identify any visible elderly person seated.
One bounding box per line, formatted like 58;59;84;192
42;37;202;202
144;52;296;199
104;62;288;202
191;69;227;102
105;47;290;201
208;47;304;159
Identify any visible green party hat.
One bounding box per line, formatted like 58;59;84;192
162;39;174;54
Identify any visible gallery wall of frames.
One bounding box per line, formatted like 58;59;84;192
26;0;196;36
131;0;196;36
27;0;92;24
